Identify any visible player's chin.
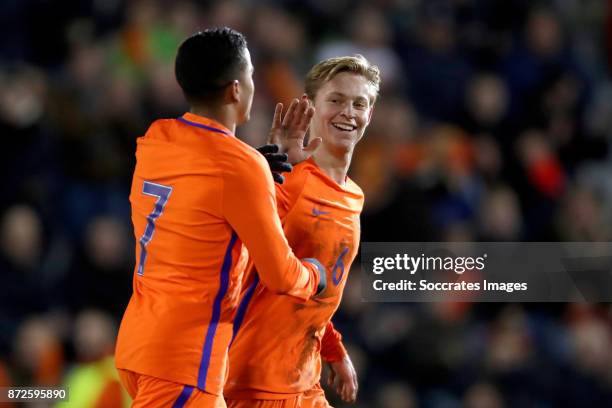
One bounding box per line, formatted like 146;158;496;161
332;132;358;146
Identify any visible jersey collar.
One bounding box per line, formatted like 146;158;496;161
306;156;351;190
178;112;233;136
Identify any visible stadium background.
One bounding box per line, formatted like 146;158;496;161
1;0;611;406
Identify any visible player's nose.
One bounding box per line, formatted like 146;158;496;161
340;103;356;119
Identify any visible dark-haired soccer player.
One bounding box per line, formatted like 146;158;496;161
115;27;327;408
226;55;380;408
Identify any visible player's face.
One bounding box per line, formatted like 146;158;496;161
311;72;374;154
236;48;255;125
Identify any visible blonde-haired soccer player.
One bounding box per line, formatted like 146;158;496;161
225;55;380;408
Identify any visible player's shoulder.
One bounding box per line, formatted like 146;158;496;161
289;158;316;178
142;117;267;173
142;117;227;145
141;118;181;141
227;136;262;157
211;138;271;186
223;137;268;170
281;158;314;192
345;176;364;198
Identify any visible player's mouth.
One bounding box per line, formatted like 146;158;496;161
331;122;357;132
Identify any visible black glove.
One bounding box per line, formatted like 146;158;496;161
256;144;293;184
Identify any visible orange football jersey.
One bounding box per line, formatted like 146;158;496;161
115;113;323;396
226;157;364;399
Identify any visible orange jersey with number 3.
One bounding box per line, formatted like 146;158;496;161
115;113;321;397
226;158;364;399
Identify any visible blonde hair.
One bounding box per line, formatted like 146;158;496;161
305;55;381;104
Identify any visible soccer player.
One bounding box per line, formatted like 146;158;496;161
115;28;328;407
225;55;380;407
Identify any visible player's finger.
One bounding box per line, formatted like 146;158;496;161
342;383;350;401
257;144;279;154
282;99;299;127
298;104;315;131
292;97;309;127
272;103;283;129
348;390;356;402
265;152;288;161
272;172;285;184
304;136;322;153
269;161;292;173
327;370;335;387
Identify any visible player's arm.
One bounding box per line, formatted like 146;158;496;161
322;321;358;403
321;321;348;362
223;151;327;300
255;143;297;219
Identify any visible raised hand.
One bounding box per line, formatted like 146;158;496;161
327;355;358;403
268;95;321;165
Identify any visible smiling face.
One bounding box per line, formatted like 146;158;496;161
310;72;375;155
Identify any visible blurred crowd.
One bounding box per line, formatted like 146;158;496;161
1;0;611;406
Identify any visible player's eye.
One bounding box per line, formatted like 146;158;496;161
354;101;367;109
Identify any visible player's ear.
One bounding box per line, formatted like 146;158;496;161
227;80;240;104
366;104;375;125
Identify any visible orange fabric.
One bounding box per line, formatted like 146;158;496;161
118;369;225;407
300;383;332;408
226;158;363;399
320;322;347;363
225;384;328;408
115;113;320;396
0;360;12;387
0;360;15;408
36;341;64;385
226;396;301;408
93;379;124;408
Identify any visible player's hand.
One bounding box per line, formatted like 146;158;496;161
268;95;321;165
327;355;358;403
255;144;292;184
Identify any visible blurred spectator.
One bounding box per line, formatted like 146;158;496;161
463;382;504;408
316;4;402;89
61;216;133;320
56;310;129;407
0;205;47;353
375;381;418;408
12;317;63;386
401;5;472;121
0;65;57;210
478;186;523;241
556;184;609;241
569;316;611;378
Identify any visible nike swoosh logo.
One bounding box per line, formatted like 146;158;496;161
312;208;330;216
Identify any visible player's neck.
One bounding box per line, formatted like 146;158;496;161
189;105;237;134
312;147;352;186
